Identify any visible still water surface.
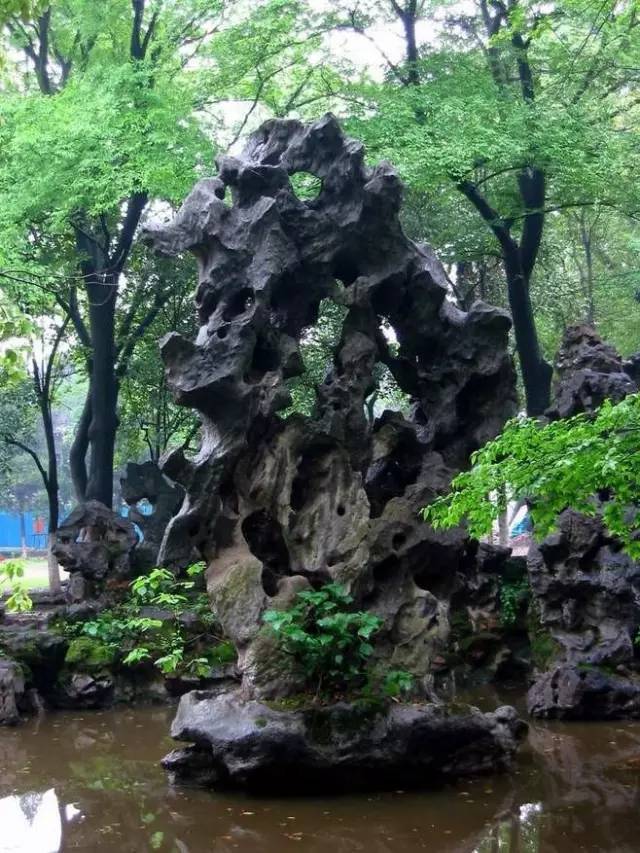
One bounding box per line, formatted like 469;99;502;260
0;701;639;852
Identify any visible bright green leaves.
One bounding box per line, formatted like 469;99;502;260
424;394;640;558
60;560;232;678
263;582;383;694
0;558;33;612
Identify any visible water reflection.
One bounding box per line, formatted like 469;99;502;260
0;788;82;853
0;706;640;851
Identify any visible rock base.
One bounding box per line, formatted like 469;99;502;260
162;691;527;793
527;665;640;720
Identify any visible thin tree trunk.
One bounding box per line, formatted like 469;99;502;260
19;511;27;559
47;532;61;595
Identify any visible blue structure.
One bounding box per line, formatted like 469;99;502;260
0;502;154;552
0;511;47;551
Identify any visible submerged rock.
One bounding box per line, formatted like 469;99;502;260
162;691;526;792
528;664;640;720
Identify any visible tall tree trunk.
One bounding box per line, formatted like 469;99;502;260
70;394;91;501
504;254;553;415
85;273;119;507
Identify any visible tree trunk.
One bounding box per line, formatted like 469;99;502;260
84;273;119;507
47;532;61;595
504;256;553;416
19;511;27;559
70;394;91;502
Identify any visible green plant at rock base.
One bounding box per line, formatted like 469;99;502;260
59;562;234;679
263;582;413;700
0;559;32;613
264;583;381;693
499;577;530;628
423;395;640;559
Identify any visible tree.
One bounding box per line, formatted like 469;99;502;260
116;254;199;468
327;0;640;413
0;315;68;592
0;0;324;508
424;394;640;558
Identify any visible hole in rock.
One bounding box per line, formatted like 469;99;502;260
373;555;399;584
290;444;333;513
336;505;346;517
244;335;281;384
241;510;291;593
365;417;423;518
197;289;219;323
392;532;406;551
223;288;255;321
332;250;360;286
454;373;502;426
217;326;229;339
412;542;461;598
289;171;323;201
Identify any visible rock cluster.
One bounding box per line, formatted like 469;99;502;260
53;500;138;603
144;113;517;695
120;460;185;569
163;691;526;792
527;325;640;719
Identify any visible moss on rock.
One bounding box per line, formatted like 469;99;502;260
65;637;117;670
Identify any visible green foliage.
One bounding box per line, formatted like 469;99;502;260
263;582;382;693
381;668;414;699
499;577;530;627
65;636;117;670
424;395;640;558
0;558;33;612
263;582;413;703
60;561;233;679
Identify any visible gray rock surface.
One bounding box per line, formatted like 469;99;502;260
144;114;517;695
120;460;185;570
527;325;640;719
53;500;138;602
162;691;526;792
0;659;25;725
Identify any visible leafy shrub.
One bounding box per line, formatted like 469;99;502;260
0;559;32;613
499;576;530;627
60;562;234;679
263;582;413;701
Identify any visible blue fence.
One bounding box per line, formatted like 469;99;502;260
0;503;154;551
0;512;47;550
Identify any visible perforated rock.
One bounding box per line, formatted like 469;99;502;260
144;114;517;695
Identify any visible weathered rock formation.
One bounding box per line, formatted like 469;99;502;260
163;691;526;792
0;659;25;725
143;113;517;696
120;461;185;569
527;325;640;718
53;501;139;603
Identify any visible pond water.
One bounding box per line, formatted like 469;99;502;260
0;700;639;853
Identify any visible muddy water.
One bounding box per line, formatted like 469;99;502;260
0;701;639;853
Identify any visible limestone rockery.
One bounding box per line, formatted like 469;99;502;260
143;113;518;697
141;113;526;789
